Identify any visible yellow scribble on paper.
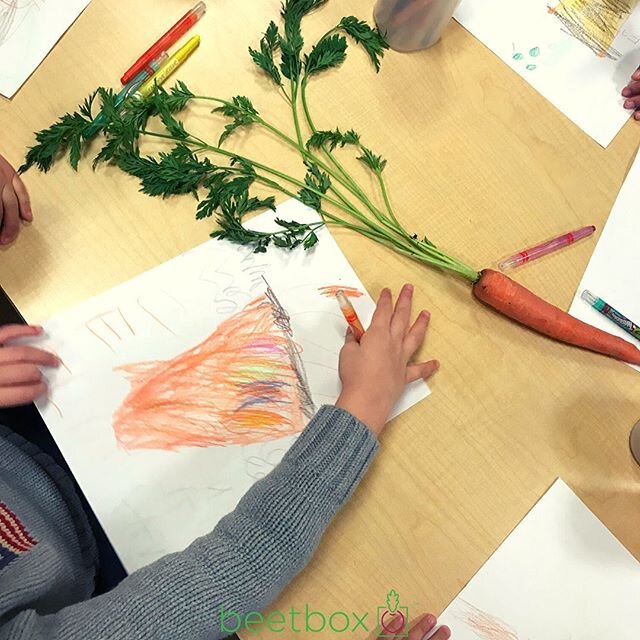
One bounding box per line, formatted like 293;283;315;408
549;0;638;59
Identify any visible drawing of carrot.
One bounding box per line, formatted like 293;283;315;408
112;290;315;451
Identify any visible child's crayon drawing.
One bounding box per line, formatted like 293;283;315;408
455;0;640;145
35;205;429;572
548;0;637;59
317;285;364;298
456;600;523;640
512;45;541;70
113;281;315;451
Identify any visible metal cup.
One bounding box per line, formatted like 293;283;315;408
630;420;640;466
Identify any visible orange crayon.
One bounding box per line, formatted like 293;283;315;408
335;289;365;341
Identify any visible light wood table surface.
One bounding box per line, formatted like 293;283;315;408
1;0;639;635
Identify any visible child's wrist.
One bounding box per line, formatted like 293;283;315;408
335;390;389;436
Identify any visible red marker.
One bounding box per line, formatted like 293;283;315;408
336;290;365;341
498;225;596;270
121;2;206;85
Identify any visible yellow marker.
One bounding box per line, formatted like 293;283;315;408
136;35;201;98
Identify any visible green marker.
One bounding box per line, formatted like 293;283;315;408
582;290;640;343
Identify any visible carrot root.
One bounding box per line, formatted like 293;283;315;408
472;269;640;365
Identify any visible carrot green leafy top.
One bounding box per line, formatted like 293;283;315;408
21;0;480;283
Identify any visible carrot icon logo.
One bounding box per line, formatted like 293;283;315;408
377;588;409;637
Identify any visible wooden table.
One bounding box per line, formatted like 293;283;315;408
1;0;639;633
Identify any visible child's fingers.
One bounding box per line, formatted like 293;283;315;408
406;359;439;383
0;345;59;367
0;381;47;408
406;613;438;640
0;364;43;386
635;110;640;121
343;326;357;344
622;81;640;97
633;68;640;81
403;309;431;359
378;612;406;637
12;174;32;222
0;184;20;245
623;95;640;110
0;324;43;344
370;287;393;328
390;283;414;337
425;625;451;640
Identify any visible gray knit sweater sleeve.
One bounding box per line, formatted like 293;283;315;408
2;405;378;640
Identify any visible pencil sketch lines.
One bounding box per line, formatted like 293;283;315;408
0;0;41;47
137;297;176;335
84;308;135;353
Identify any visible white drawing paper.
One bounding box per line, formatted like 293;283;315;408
0;0;91;98
439;478;640;640
569;150;640;372
454;0;640;146
33;200;430;572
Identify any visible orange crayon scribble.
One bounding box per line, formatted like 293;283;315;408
457;600;521;640
113;291;315;452
318;285;364;298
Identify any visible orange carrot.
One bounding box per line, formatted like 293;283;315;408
473;269;640;365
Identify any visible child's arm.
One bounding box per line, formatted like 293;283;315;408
3;285;438;640
0;154;32;245
622;68;640;121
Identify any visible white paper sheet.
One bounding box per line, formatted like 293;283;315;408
32;200;429;572
569;150;640;371
0;0;91;98
455;0;640;146
439;479;640;640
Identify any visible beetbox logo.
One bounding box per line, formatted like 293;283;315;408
218;588;409;636
377;589;409;637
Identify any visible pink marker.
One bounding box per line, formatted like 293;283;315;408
498;225;596;270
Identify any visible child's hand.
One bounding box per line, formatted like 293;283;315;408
0;154;32;246
0;325;58;407
377;612;451;640
335;284;439;436
622;68;640;120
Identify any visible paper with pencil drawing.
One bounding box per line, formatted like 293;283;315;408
0;0;91;98
438;479;640;639
454;0;640;146
569;150;640;372
33;200;429;572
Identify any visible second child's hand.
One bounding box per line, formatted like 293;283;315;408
0;154;33;246
622;68;640;120
378;612;452;640
0;325;59;407
335;284;439;436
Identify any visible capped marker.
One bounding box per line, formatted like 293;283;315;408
85;52;169;137
581;289;640;344
121;1;206;85
499;225;596;270
336;289;365;341
135;35;201;99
